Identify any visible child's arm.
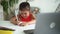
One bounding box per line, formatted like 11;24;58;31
10;16;18;25
27;13;36;25
27;19;36;25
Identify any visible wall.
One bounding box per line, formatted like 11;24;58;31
16;0;60;13
29;0;60;13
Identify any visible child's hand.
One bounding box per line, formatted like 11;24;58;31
19;23;27;26
17;21;22;25
17;22;27;26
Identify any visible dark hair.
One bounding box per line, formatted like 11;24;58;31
19;2;30;11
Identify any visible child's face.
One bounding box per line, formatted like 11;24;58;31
20;10;30;18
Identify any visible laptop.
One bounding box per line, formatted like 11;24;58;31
34;13;60;34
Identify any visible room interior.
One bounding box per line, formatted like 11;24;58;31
0;0;60;34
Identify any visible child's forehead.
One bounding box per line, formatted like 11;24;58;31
19;11;29;13
20;10;30;12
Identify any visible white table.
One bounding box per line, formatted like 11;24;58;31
0;21;35;34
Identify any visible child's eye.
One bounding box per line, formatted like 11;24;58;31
21;13;27;15
24;13;27;14
20;13;23;14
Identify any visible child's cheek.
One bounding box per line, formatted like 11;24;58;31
21;14;23;16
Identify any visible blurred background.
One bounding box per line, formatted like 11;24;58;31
0;0;60;20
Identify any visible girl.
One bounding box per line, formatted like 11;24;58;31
10;2;36;26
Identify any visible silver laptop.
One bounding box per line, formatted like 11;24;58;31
34;13;60;34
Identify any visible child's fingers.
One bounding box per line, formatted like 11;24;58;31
18;23;25;26
17;22;28;26
17;21;21;25
20;23;27;26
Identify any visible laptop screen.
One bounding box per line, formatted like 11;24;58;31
34;13;60;34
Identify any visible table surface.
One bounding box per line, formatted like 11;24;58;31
0;21;36;34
